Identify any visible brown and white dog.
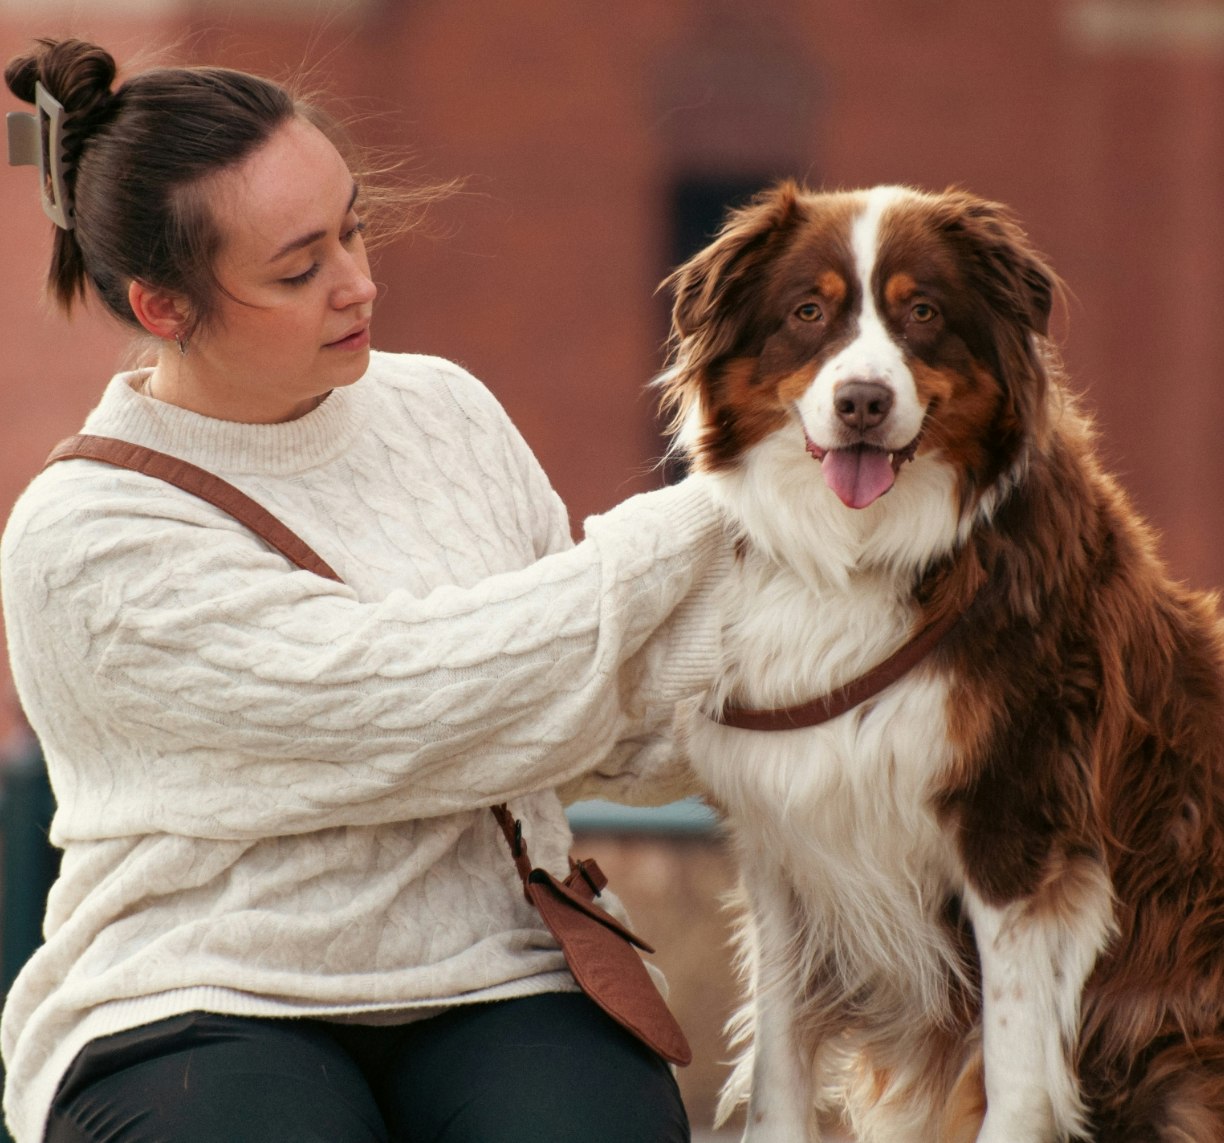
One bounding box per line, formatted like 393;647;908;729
661;184;1224;1142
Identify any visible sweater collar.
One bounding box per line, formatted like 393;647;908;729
82;356;374;476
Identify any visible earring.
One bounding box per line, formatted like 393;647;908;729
173;332;189;357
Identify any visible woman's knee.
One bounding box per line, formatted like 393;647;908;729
378;993;690;1143
46;1012;387;1143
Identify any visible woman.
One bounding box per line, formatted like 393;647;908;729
1;39;727;1143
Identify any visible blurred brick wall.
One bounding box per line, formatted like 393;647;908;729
4;2;1223;751
2;8;1223;1125
571;829;743;1134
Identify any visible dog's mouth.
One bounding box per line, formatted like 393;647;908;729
803;434;923;509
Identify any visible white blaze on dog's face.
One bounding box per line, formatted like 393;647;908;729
796;186;930;509
662;182;1054;526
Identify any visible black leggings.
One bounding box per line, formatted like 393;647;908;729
46;993;690;1143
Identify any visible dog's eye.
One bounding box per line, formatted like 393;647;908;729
795;302;824;323
910;302;938;323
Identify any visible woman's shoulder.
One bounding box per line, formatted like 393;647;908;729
367;351;506;408
1;441;223;577
365;350;519;435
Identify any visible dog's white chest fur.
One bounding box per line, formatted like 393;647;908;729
688;541;966;1009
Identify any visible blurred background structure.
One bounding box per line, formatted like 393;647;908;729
1;0;1223;1135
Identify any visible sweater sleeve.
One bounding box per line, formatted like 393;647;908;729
449;370;726;806
429;357;575;561
1;467;724;842
430;359;719;805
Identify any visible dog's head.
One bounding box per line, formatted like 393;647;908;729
660;183;1059;524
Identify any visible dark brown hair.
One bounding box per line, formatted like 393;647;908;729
5;39;438;338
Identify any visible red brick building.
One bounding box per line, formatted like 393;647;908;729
4;1;1224;738
1;0;1223;1125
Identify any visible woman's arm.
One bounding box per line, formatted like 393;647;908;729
2;468;723;841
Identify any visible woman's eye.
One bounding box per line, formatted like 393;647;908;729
910;302;938;323
795;302;824;323
280;218;365;286
282;264;321;287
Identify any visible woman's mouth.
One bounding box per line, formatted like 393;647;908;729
325;324;370;350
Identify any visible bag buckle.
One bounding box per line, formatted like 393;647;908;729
571;857;607;898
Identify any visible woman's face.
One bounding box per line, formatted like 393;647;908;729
166;117;377;423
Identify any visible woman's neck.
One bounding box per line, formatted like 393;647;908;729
144;353;330;425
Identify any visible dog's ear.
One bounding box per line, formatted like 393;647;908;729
934;190;1063;438
657;182;804;466
934;190;1058;338
665;180;806;348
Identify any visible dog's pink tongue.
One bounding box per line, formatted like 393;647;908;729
822;447;896;509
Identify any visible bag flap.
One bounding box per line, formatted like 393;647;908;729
528;869;655;953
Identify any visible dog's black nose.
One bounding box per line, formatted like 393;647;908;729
834;381;894;431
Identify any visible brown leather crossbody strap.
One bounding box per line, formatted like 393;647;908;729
710;605;966;732
490;803;535;891
45;434;343;582
45;431;692;1066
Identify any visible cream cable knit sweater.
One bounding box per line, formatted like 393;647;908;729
0;351;726;1142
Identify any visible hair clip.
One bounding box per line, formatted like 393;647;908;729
6;81;76;230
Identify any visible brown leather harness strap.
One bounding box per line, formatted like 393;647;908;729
45;434;343;583
710;597;968;732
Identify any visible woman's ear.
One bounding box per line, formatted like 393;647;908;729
127;280;192;341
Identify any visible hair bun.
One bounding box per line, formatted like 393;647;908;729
3;50;40;103
4;38;117;119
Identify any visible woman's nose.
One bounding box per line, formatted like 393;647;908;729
334;252;377;309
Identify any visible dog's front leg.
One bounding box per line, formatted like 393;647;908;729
739;868;817;1143
964;865;1114;1143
